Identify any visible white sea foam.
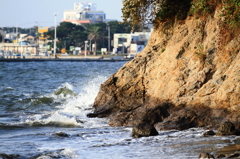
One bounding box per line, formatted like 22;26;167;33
23;75;109;128
59;149;78;158
24;111;81;127
43;111;80;126
55;75;110;128
6;87;14;90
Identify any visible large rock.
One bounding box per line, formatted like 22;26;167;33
131;123;158;138
89;5;240;128
216;121;236;136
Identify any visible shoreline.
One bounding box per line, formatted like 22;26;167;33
0;56;131;62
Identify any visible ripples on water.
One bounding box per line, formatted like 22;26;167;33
0;61;237;158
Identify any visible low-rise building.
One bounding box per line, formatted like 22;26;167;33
113;30;152;54
22;34;35;45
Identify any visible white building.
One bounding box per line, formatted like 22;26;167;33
113;31;152;54
62;2;106;25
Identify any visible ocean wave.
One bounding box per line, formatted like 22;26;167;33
28;148;78;159
53;83;76;98
24;111;82;127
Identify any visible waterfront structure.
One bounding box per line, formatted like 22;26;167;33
0;43;37;55
62;2;106;25
113;31;152;54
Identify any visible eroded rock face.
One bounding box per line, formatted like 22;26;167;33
89;7;240;129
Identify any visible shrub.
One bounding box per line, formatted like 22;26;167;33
122;0;239;30
220;0;240;28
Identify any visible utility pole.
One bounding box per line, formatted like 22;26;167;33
16;24;18;43
106;23;110;53
84;40;88;58
53;13;57;58
36;22;39;55
1;26;4;43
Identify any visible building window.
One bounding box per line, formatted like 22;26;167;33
118;38;127;44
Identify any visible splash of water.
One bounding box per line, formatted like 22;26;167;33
22;75;109;128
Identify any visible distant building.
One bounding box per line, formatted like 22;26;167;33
37;27;51;54
5;33;17;42
62;2;108;25
113;30;152;54
22;34;35;45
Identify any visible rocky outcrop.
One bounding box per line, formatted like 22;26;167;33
88;5;240;129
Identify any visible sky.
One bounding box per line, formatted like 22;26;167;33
0;0;123;28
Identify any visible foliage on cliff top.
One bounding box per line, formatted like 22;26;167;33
122;0;240;29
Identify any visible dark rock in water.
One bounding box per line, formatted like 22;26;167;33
227;153;240;158
155;108;200;130
155;120;191;131
108;104;170;127
53;132;69;137
54;87;76;97
198;152;214;159
216;121;236;136
234;138;240;144
215;154;226;158
131;123;158;138
203;130;216;136
0;153;20;159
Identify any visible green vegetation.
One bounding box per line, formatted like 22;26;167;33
2;21;135;54
45;22;87;53
122;0;239;29
45;21;134;53
85;25;104;56
220;0;240;28
189;0;216;15
122;0;192;30
161;48;166;53
194;44;206;62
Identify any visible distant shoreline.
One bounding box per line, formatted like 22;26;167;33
0;56;131;62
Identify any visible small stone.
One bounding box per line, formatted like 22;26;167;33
215;154;226;158
203;130;216;136
198;152;214;159
53;132;69;137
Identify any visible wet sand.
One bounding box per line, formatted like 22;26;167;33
216;144;240;155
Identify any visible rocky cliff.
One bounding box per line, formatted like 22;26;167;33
88;6;240;130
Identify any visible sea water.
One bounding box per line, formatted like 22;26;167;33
0;61;237;159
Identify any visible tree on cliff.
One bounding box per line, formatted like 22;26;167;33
122;0;240;30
